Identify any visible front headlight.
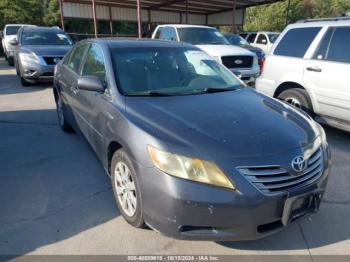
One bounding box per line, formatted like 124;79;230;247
19;51;40;64
148;146;235;190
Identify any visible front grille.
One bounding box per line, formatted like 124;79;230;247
43;56;63;65
221;55;253;69
237;147;324;195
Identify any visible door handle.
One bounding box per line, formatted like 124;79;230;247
307;66;322;73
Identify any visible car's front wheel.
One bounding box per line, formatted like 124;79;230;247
111;149;145;228
278;88;314;116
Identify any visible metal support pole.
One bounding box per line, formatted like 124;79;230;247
92;0;98;38
285;0;291;27
232;0;236;33
58;0;65;31
109;6;113;36
137;0;142;38
148;9;151;32
185;0;188;24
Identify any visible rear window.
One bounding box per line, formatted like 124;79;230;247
5;26;21;36
274;27;321;58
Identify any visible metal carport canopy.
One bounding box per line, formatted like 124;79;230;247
59;0;283;37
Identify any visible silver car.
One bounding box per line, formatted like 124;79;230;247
13;26;73;86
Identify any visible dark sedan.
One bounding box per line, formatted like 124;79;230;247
13;26;73;86
54;39;330;241
224;33;265;68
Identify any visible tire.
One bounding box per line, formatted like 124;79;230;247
8;56;14;66
55;92;73;132
20;76;31;86
277;88;314;116
111;149;145;228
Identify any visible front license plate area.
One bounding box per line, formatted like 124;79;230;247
282;191;323;226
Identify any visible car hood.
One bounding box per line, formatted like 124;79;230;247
21;45;72;56
197;44;255;57
125;88;318;159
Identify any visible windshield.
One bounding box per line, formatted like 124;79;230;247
21;31;73;46
5;26;21;36
226;34;249;46
268;33;279;43
112;47;241;96
177;28;229;45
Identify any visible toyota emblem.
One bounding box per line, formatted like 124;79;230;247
53;57;61;64
291;156;307;173
234;59;243;65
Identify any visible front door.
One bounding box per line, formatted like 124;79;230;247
74;44;110;155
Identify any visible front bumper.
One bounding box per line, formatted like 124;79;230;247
20;61;55;83
136;145;331;241
230;65;260;86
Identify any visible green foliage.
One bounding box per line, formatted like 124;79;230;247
43;0;60;26
244;0;350;32
0;0;44;28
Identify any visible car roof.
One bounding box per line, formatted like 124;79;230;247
88;38;198;49
22;26;64;33
5;24;32;27
290;17;350;28
157;24;214;29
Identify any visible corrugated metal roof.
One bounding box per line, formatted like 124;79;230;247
63;0;283;15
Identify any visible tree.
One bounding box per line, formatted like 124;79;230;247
43;0;60;26
244;0;350;32
0;0;44;28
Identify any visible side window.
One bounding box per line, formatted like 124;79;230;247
313;28;334;60
160;27;177;41
326;27;350;64
274;27;321;58
247;33;257;43
62;48;74;65
154;28;162;39
82;44;106;83
256;34;268;44
68;44;88;73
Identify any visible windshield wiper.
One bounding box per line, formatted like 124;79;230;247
128;91;178;97
195;87;238;94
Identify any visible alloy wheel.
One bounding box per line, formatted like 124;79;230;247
114;162;137;217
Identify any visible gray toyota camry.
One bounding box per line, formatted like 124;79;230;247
53;39;331;241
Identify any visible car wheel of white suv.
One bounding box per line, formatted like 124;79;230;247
278;88;314;116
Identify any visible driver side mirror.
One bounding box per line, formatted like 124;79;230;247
77;75;105;93
9;39;18;45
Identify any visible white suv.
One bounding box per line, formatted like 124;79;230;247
241;32;280;53
152;25;260;85
1;24;33;66
256;17;350;132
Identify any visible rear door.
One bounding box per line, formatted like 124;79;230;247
58;43;89;129
304;26;350;122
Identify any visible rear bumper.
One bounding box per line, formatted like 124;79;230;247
136;150;330;241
